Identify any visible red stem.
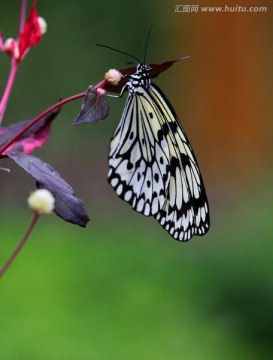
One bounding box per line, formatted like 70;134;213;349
95;79;107;89
0;76;107;155
0;0;28;124
0;59;19;124
19;0;28;33
0;212;40;279
0;92;86;156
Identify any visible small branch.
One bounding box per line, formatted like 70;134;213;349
0;92;86;156
94;79;107;90
0;76;109;155
0;212;40;279
19;0;28;33
0;59;19;124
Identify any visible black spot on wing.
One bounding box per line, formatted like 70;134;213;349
169;121;178;133
127;162;133;170
157;123;169;142
180;153;191;166
170;157;180;176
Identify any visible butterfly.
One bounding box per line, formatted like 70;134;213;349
106;59;210;242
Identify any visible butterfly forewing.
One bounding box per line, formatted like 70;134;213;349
108;63;210;241
108;86;171;216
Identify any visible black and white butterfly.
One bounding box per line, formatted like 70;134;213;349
106;59;210;242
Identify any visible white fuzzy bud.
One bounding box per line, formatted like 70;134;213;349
4;38;20;60
4;38;15;51
105;69;122;85
28;189;55;214
38;17;47;34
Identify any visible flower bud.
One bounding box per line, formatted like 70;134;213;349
28;189;55;214
105;69;122;85
4;38;20;60
96;88;106;96
38;17;47;34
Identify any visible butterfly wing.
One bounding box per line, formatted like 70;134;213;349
149;83;210;241
108;87;171;216
108;77;210;241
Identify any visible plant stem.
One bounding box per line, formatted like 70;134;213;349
0;92;85;156
0;212;40;279
95;79;107;90
0;0;28;124
0;77;108;155
0;59;19;125
19;0;28;33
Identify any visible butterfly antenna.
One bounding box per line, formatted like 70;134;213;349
143;24;153;64
96;44;141;63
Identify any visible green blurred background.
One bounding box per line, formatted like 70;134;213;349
1;0;273;359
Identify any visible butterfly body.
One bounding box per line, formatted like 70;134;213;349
108;63;209;241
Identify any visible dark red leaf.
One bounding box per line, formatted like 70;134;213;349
0;108;60;157
103;57;190;94
73;85;109;125
8;153;90;227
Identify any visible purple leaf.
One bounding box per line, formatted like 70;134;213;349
8;153;90;227
73;85;109;125
0;108;60;157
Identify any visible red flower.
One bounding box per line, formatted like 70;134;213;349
0;2;44;62
18;2;42;61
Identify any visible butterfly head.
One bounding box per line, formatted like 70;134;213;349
126;64;152;91
136;63;152;74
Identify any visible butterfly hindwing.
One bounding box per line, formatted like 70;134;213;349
150;83;210;241
108;64;210;241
